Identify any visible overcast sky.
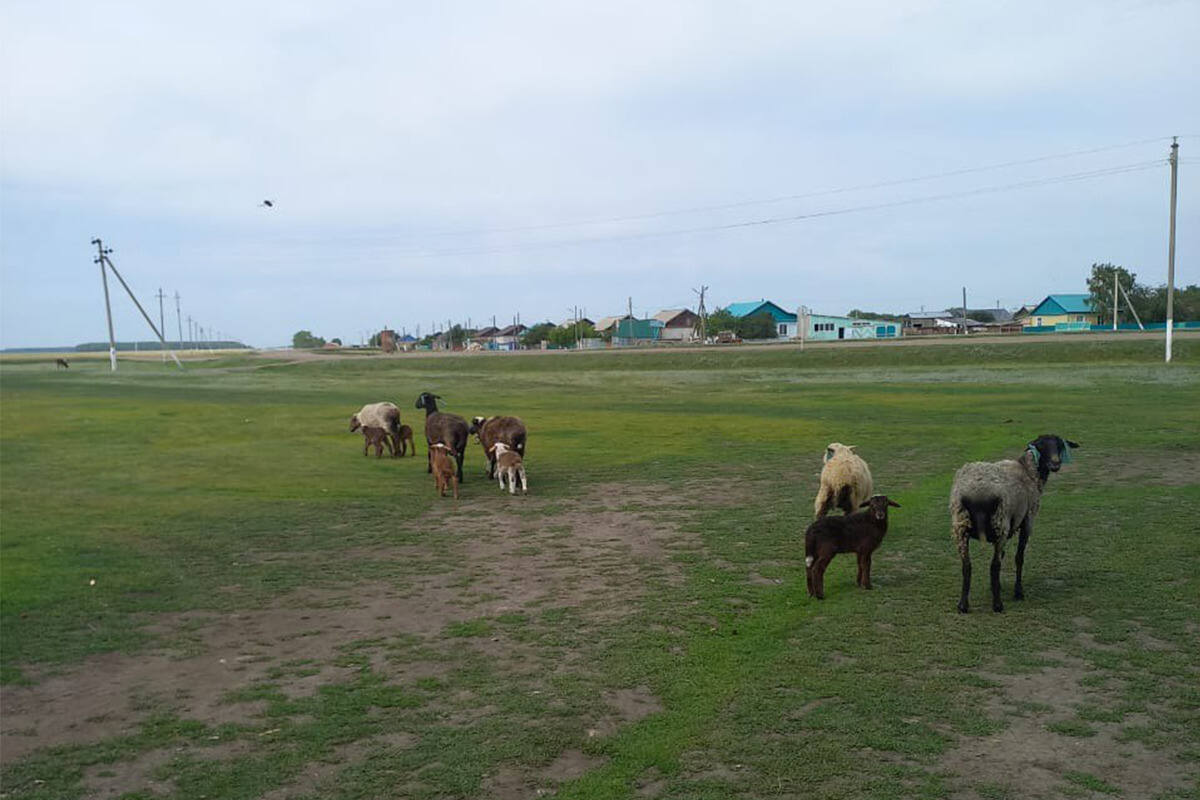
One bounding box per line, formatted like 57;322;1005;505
2;1;1197;347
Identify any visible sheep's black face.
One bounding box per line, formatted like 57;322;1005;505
860;495;900;521
1031;434;1080;473
468;416;484;435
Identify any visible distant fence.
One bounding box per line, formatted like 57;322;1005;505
1023;321;1200;334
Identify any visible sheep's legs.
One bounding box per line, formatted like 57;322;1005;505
813;486;833;518
860;552;874;589
455;452;464;483
990;545;1004;613
519;468;527;495
957;539;971;614
1013;518;1032;600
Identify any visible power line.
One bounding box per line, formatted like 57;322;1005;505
272;136;1175;245
378;159;1166;260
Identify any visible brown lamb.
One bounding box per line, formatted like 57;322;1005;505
430;443;459;499
360;426;394;458
805;495;901;600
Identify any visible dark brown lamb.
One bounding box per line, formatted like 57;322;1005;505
805;495;901;600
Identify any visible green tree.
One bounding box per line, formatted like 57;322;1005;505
706;309;738;336
846;309;901;321
547;322;597;348
737;311;779;340
521;322;556;348
1087;263;1139;326
292;330;326;348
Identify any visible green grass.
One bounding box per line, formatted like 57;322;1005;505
2;338;1198;799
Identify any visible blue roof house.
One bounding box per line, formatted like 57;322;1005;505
1024;294;1097;330
726;300;799;338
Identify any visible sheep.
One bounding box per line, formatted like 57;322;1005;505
469;415;527;479
360;426;394;458
429;443;459;499
490;442;528;495
805;495;901;600
55;358;69;369
350;402;402;458
949;434;1080;614
397;424;416;457
415;392;469;482
814;443;874;518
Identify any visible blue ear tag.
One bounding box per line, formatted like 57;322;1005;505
1026;444;1040;465
1061;443;1072;463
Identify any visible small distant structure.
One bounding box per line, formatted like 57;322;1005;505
613;318;664;346
379;329;398;353
1022;294;1097;330
801;310;902;341
322;340;342;349
492;324;527;351
653;309;700;342
593;314;633;335
726;300;798;338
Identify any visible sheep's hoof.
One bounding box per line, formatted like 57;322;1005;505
957;602;969;614
1013;588;1025;600
992;602;1005;613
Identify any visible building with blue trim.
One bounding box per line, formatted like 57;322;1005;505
1023;294;1097;330
726;300;799;338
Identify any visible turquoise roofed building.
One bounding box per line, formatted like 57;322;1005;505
726;300;799;338
1024;294;1097;330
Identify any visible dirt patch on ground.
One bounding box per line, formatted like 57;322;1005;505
1075;449;1200;488
940;651;1193;799
1;479;740;789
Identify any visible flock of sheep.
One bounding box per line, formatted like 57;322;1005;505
349;393;528;499
803;433;1079;612
348;397;1078;613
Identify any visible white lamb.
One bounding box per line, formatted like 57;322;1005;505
490;442;528;495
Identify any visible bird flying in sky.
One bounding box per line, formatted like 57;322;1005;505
260;200;274;208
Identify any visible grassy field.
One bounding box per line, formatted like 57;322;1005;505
1;338;1198;799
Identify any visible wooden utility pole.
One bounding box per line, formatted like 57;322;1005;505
961;287;968;335
1112;271;1118;330
157;288;167;360
93;238;117;371
1166;137;1179;363
693;285;709;343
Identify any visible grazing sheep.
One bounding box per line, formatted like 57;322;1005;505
360;426;394;458
469;415;527;478
805;495;901;600
950;434;1080;614
55;358;69;369
814;443;874;518
350;402;402;458
416;392;469;482
398;424;416;457
430;443;459;499
490;442;528;495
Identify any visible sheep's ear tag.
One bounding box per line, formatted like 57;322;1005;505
1026;444;1040;465
1061;443;1072;463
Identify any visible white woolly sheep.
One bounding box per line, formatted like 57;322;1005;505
350;402;402;457
949;434;1079;614
814;443;874;518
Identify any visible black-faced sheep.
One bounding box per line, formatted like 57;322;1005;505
490;442;527;495
950;434;1080;614
805;495;900;600
55;358;69;369
469;415;527;479
429;443;459;499
350;402;402;458
416;392;469;482
814;443;874;518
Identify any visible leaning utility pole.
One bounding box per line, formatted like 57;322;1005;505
93;238;118;371
693;285;709;343
1166;137;1179;363
101;251;183;368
